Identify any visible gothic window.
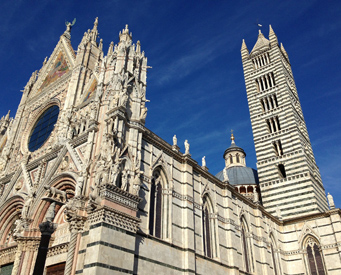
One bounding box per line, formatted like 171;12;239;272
148;168;170;240
305;237;326;275
28;105;59;152
202;203;212;258
278;164;286;178
240;218;252;273
270;235;279;275
202;195;217;258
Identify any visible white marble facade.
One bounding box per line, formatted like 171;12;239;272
0;19;340;275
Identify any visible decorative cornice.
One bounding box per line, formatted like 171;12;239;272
47;242;69;257
282;208;341;225
100;184;142;211
87;206;141;233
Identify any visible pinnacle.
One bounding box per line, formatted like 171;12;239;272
269;24;278;44
241;39;247;48
94;17;98;28
5;110;10;120
119;24;132;43
269;24;275;35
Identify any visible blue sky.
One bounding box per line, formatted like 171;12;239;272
1;1;341;207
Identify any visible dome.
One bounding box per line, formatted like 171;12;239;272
216;166;259;185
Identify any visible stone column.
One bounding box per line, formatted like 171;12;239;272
270;73;275;87
63;216;85;275
32;221;57;275
11;242;23;275
266;53;270;64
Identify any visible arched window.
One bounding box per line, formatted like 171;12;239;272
305;237;326;275
202;195;218;259
229;155;233;164
236;154;240;163
202;197;212;258
270;234;279;275
148;168;170;240
240;217;252;273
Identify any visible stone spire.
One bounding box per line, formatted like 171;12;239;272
251;30;270;54
5;110;10;121
280;42;290;62
269;25;278;46
107;41;114;56
119;24;132;44
241;39;249;60
90;17;99;43
136;40;141;54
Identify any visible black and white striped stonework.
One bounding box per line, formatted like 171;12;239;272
241;28;328;218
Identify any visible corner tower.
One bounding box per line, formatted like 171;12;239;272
241;26;328;218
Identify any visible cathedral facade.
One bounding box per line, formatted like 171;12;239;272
0;19;340;275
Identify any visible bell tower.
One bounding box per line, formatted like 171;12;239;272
241;26;328;218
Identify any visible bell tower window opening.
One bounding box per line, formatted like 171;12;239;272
278;164;286;178
266;116;281;133
273;140;283;156
260;94;278;113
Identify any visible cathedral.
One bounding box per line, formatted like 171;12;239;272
0;18;340;275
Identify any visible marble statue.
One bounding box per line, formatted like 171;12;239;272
328;192;335;209
202;156;206;167
223;168;229;182
184;140;190;155
173;135;177;146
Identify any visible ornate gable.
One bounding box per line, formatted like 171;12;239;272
29;36;75;98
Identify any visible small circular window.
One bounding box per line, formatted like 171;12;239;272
28;105;59;152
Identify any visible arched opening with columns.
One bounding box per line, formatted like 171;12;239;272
302;235;327;275
0;197;24;247
148;167;171;240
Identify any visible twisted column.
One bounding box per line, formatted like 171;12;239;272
11;242;23;275
63;229;79;275
64;202;86;275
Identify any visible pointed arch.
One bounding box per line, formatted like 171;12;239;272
0;196;24;246
148;166;171;240
201;193;218;259
269;232;280;275
31;174;76;228
240;215;253;273
302;235;327;275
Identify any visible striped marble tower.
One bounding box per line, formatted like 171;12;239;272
241;26;328;218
